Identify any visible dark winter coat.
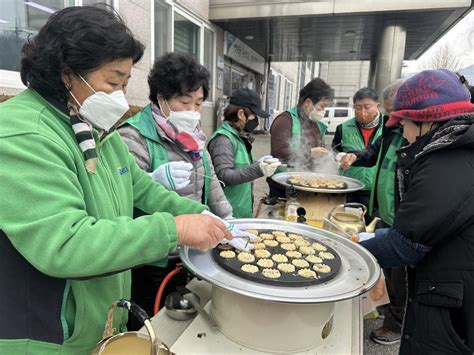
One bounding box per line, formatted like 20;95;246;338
365;113;474;354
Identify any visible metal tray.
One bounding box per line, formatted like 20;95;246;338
212;229;341;287
271;172;364;193
180;219;380;304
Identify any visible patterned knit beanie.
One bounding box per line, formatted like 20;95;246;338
386;69;473;126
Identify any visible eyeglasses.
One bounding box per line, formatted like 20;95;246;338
354;104;377;111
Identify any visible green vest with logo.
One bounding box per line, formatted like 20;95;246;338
125;105;212;266
287;106;327;149
368;130;403;225
209;121;254;218
341;118;383;191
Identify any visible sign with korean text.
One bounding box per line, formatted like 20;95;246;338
224;32;265;74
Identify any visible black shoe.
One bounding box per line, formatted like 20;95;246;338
370;326;401;345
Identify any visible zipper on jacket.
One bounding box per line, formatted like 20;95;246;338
96;143;121;216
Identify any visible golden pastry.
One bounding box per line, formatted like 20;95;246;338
280;243;297;251
294;239;310;247
272;254;288;263
305;255;323;264
238;252;255;263
254;249;271;259
311;242;327;251
299;246;316;255
298;268;317;278
319;251;335;260
253;243;266;250
286;250;303;259
313;264;331;273
288;233;304;240
219;250;236;258
257;258;274;268
292;259;310;268
262;268;281;279
277;263;296;273
264;240;279;247
241;264;259;273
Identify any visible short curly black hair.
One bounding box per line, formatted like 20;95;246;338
148;52;210;105
20;5;144;105
353;87;379;103
298;78;334;105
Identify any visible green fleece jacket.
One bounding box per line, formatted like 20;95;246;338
0;89;205;354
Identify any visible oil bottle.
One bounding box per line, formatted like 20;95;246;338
285;187;300;222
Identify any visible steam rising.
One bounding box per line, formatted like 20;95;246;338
288;134;341;176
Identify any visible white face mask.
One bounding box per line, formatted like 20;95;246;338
69;74;129;131
308;107;325;122
163;100;201;133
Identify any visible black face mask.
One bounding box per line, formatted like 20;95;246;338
244;118;259;133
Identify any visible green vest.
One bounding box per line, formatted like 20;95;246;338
341;118;383;191
287;106;327;149
209;121;254;218
126;104;211;205
125;105;212;267
369;130;403;225
272;106;328;174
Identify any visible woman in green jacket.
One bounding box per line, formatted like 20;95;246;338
0;6;237;354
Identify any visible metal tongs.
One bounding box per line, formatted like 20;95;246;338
231;235;251;249
225;222;255;250
189;170;226;187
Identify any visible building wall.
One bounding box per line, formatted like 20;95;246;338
0;87;23;96
210;25;226;132
319;61;370;105
118;0;218;137
118;0;153;108
176;0;210;19
270;61;300;110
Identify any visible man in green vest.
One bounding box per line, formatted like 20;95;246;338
339;79;406;346
332;87;383;210
269;78;334;197
208;88;281;218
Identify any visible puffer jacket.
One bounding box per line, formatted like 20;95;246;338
119;117;232;218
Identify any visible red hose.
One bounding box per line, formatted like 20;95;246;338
153;263;183;315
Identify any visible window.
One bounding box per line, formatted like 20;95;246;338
334;109;349;117
299;62;306;90
0;0;113;88
174;12;200;59
310;61;315;79
223;64;231;96
283;79;293;109
0;0;74;72
288;82;294;106
273;73;280;110
154;0;171;58
231;69;246;94
157;5;215;101
203;27;214;97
